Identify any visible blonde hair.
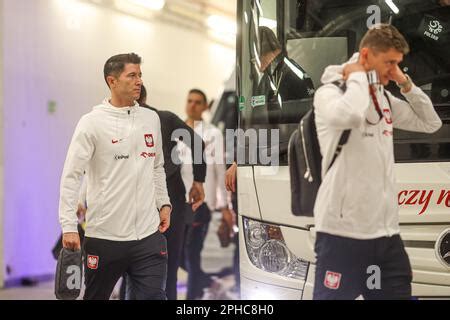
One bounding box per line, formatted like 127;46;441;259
360;24;410;55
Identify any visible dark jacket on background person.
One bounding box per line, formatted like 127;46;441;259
142;105;207;203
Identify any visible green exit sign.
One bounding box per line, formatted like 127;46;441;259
48;100;57;114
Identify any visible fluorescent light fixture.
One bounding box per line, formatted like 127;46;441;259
114;0;164;18
207;15;237;36
128;0;165;11
385;0;399;14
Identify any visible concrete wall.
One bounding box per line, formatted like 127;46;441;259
2;0;234;281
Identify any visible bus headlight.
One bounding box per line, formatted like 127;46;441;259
243;217;309;280
259;240;290;273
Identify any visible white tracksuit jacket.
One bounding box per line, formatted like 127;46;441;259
59;99;171;241
313;53;442;240
178;121;228;212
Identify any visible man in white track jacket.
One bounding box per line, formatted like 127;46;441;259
59;53;172;300
313;25;442;300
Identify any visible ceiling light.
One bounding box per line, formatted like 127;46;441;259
128;0;165;11
385;0;400;14
207;15;237;36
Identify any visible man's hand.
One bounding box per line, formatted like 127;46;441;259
388;65;407;84
225;162;238;193
62;233;81;251
221;208;235;232
389;65;412;93
159;206;172;233
189;182;205;212
217;208;235;248
343;62;366;81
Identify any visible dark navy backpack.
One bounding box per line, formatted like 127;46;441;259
288;82;350;217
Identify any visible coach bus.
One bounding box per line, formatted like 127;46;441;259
226;0;450;299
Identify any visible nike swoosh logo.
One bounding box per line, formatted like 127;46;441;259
112;140;119;144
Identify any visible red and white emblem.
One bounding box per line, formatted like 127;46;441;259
383;108;393;125
145;134;154;148
87;255;99;270
324;271;342;290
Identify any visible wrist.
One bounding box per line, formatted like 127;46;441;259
160;205;172;212
397;74;412;91
62;224;79;234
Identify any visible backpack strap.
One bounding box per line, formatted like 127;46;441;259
332;80;347;92
328;130;351;171
327;81;352;172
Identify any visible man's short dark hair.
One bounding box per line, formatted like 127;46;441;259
189;89;208;104
104;53;142;87
259;26;281;57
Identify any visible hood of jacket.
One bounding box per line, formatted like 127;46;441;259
320;52;360;84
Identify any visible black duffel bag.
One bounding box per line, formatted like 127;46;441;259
55;248;83;300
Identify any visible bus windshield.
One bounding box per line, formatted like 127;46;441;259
238;0;450;165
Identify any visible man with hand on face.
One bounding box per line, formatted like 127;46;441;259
59;53;172;300
313;24;442;300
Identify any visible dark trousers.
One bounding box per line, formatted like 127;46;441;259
83;231;168;300
163;200;188;300
122;200;187;300
313;232;412;300
183;203;212;300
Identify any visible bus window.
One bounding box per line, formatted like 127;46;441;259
211;91;239;132
238;0;450;165
390;3;450;162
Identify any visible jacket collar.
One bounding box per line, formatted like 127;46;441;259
95;98;139;114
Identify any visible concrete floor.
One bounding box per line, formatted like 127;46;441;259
0;281;55;300
0;212;238;300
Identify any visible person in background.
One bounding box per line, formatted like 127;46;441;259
123;85;206;300
251;26;315;124
179;89;234;300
